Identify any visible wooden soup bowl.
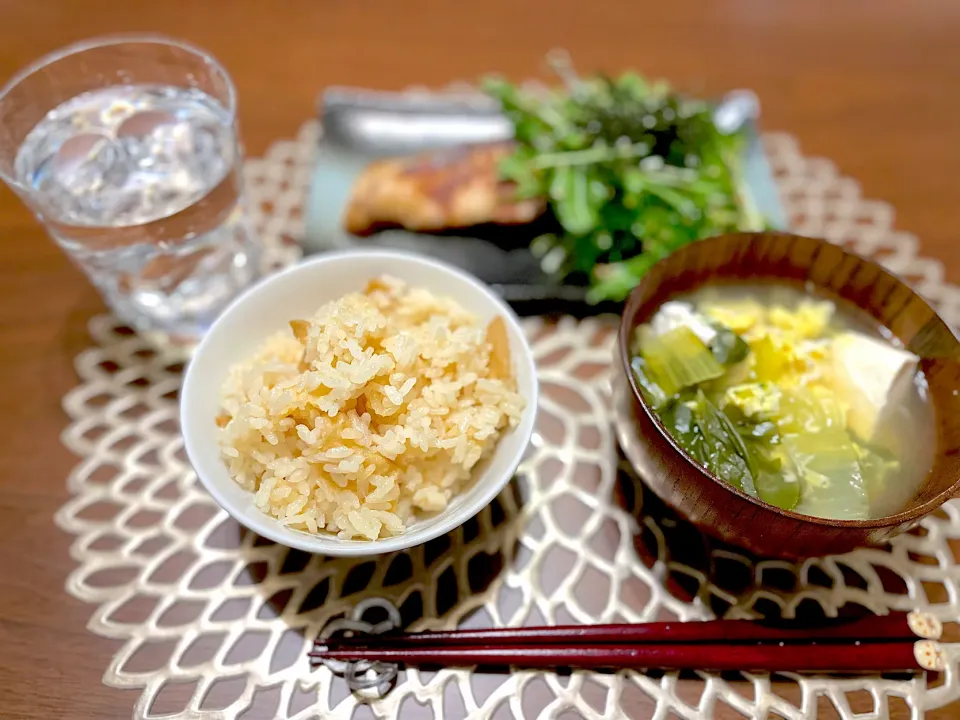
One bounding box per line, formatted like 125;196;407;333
618;232;960;558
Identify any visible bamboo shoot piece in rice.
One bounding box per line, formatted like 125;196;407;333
215;276;525;541
485;316;512;380
630;284;934;521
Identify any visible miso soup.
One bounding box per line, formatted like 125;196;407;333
629;283;934;520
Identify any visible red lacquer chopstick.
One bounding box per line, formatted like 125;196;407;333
318;612;919;649
313;641;923;672
310;611;947;674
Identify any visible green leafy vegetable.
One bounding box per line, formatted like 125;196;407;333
737;426;799;511
709;324;750;366
784;432;870;520
657;389;758;497
859;447;900;511
660;399;700;452
739;420;780;443
630;356;668;409
755;472;801;511
776;390;834;435
788;429;860;467
483;58;766;303
695;390;759;496
638;325;724;395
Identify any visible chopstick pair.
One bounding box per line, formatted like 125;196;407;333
310;611;947;674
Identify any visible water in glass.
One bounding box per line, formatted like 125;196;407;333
14;83;259;339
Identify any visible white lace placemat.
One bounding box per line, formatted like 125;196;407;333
55;119;960;719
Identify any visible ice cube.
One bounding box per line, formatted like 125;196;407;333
51;132;129;197
118;111;184;176
116;109;177;139
117;108;230;191
184;123;230;184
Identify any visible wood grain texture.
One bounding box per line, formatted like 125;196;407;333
0;1;958;718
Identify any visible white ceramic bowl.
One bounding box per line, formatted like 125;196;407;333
180;250;538;556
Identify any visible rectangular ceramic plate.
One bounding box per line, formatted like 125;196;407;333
302;86;788;315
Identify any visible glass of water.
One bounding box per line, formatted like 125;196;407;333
0;35;261;342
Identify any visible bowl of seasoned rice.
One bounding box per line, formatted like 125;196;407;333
180;250;538;556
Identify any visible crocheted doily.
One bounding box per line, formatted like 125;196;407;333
56;120;960;718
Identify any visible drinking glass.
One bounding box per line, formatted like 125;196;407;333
0;34;261;342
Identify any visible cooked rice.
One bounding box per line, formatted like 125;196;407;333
217;276;525;540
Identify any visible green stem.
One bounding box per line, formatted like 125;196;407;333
531;142;651;169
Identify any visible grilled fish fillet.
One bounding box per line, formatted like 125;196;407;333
342;142;546;235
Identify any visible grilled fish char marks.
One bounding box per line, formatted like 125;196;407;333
342;142;546;235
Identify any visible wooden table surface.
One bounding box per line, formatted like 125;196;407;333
1;1;958;718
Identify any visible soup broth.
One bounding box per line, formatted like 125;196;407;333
630;283;934;521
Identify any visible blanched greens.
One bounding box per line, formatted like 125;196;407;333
636;326;724;395
483;58;765;303
630;303;903;517
709;324;751;366
631;326;803;511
